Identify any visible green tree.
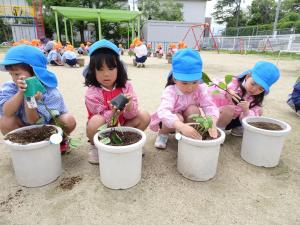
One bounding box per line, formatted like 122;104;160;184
281;0;300;13
247;0;276;25
159;0;183;21
0;19;12;43
212;0;243;27
138;0;161;20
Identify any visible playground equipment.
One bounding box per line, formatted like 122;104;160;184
182;23;219;53
0;0;45;41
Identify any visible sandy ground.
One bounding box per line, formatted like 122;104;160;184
0;51;299;225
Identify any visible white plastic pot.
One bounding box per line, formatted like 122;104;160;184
4;125;62;187
241;116;291;167
94;127;146;190
177;127;225;181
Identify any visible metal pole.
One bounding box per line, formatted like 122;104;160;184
70;20;74;46
54;11;60;42
137;15;140;38
64;18;68;42
131;20;134;42
98;15;102;40
273;0;281;37
127;22;130;48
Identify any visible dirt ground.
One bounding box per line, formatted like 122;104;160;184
0;51;299;225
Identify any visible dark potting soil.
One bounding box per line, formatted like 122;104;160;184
4;125;57;144
101;130;142;146
248;122;283;131
58;176;82;190
190;124;221;140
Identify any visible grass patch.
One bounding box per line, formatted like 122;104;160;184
204;49;300;60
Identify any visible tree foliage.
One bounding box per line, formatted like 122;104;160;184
247;0;276;25
138;0;183;21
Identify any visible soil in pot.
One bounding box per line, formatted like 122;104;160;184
4;125;57;144
248;122;283;131
100;130;142;146
190;124;221;140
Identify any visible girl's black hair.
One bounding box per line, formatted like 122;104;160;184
5;63;34;76
84;48;128;88
165;72;175;87
237;75;265;109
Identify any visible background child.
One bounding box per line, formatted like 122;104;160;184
78;43;87;55
47;43;63;66
211;61;280;136
0;45;76;153
83;39;150;164
150;49;219;149
287;76;300;116
61;45;78;67
133;38;148;68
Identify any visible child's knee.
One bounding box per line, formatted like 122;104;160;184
59;114;76;131
0;116;22;135
221;106;235;118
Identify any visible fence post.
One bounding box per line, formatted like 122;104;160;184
247;36;251;51
287;34;294;51
233;37;236;50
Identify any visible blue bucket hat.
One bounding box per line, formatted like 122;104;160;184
239;61;280;94
172;48;202;81
88;39;119;56
82;39;120;77
0;45;57;88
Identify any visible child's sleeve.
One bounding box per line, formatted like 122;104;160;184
85;87;114;123
292;81;300;110
123;82;138;119
0;82;18;116
198;84;219;119
37;88;68;124
157;87;179;129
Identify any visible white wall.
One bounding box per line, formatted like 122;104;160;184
178;0;207;23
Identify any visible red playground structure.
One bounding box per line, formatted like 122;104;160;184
182;23;219;53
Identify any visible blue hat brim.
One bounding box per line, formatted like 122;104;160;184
238;69;269;94
251;70;269;93
32;66;57;88
89;40;120;56
0;59;25;71
173;71;202;81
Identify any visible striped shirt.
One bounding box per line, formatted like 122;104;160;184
0;81;68;125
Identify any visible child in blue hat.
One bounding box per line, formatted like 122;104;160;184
211;61;280;136
287;76;300;117
150;48;219;149
83;39;150;164
0;45;76;153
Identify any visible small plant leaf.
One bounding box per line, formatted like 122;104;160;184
225;75;233;85
202;72;212;85
111;132;123;144
211;90;220;95
50;109;60;118
100;137;111;145
97;124;108;132
69;138;82;148
218;82;227;90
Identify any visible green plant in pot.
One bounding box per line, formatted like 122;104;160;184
97;93;130;145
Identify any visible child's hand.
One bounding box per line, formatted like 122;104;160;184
226;89;241;104
123;93;132;112
16;76;27;92
34;91;43;100
208;126;218;139
238;101;250;114
180;124;202;140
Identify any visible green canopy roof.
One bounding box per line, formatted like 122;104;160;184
51;6;141;22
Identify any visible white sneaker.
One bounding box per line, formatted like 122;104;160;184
154;134;169;149
88;145;99;164
231;126;244;137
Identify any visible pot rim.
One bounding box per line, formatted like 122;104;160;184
94;126;146;154
242;116;291;136
4;125;63;150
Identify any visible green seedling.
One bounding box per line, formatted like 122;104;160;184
202;72;243;104
192;114;213;137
